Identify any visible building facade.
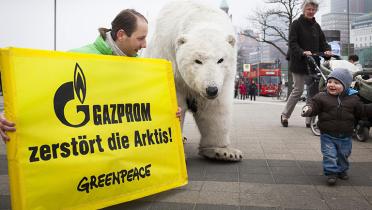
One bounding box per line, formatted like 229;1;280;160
237;30;260;74
331;0;372;13
351;13;372;49
351;13;372;66
322;12;364;44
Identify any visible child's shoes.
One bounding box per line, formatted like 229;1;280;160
327;175;337;186
338;172;349;180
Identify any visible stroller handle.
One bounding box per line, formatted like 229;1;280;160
306;55;328;81
305;52;340;68
352;69;372;78
308;52;341;60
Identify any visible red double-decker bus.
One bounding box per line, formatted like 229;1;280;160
244;62;281;96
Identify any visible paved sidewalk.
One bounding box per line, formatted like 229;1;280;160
1;96;372;210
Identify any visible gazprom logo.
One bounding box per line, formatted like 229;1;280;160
53;63;90;127
53;63;152;127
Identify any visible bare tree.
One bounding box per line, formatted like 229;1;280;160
243;0;303;54
240;0;303;97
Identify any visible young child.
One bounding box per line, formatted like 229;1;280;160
302;68;372;186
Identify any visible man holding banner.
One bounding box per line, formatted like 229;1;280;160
0;9;181;142
1;7;187;209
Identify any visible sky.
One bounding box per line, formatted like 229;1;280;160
0;0;329;51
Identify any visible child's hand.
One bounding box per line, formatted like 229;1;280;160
176;107;182;121
301;105;312;117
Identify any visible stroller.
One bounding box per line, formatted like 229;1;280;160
352;69;372;141
306;54;372;141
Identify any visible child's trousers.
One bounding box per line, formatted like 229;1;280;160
320;134;352;176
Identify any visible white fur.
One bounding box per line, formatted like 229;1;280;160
146;0;242;161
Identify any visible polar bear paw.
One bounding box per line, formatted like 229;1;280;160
199;147;243;161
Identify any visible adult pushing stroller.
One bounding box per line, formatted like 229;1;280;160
306;54;372;141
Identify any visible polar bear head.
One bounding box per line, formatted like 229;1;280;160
175;29;236;99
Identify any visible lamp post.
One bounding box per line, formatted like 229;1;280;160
54;0;57;51
347;0;350;56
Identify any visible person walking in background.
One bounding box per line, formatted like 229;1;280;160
245;79;250;99
239;81;247;100
302;68;372;185
348;54;363;71
248;80;257;101
234;80;239;99
348;54;369;80
280;0;332;127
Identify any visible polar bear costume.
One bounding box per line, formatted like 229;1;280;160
146;0;242;161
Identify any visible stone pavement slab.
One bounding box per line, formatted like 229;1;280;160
1;97;372;209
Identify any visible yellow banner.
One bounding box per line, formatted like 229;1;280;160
0;48;187;210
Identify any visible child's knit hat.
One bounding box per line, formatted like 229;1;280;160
327;68;353;91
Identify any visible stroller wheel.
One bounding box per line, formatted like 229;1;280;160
355;124;369;142
310;116;320;136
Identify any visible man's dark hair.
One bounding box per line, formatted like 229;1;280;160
99;9;147;40
348;54;359;62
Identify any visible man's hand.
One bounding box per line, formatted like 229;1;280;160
303;51;312;56
301;105;312;117
176;107;182;122
0;112;16;143
324;50;332;57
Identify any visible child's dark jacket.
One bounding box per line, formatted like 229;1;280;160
304;90;372;137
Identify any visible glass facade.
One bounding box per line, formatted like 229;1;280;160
330;0;366;13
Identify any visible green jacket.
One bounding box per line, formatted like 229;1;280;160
70;36;113;55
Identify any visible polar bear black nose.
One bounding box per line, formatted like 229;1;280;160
206;86;218;97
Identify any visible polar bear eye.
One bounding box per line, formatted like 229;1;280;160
195;59;203;64
217;58;224;64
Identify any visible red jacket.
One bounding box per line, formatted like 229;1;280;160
239;84;247;95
